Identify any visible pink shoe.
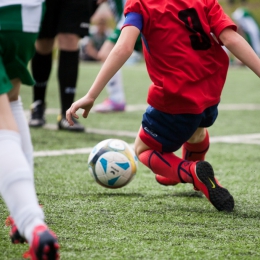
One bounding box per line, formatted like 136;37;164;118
93;99;125;113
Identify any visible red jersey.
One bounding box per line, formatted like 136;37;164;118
123;0;237;114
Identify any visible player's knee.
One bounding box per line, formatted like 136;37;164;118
188;128;207;143
8;80;20;101
57;33;79;50
134;136;149;158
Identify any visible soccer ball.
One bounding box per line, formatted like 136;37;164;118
88;139;138;189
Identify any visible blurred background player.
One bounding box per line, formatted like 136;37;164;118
0;1;59;259
29;0;98;131
232;7;260;57
80;17;109;62
93;0;142;113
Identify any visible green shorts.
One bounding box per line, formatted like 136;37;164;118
0;31;38;95
108;28;143;52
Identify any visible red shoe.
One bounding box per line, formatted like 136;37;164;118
5;216;27;244
190;161;234;212
155;175;178;186
23;225;60;260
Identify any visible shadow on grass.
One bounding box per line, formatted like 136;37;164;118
86;192;144;197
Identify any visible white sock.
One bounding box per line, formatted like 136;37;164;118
107;70;125;103
0;130;45;245
10;98;34;173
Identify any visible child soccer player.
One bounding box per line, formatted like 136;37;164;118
0;1;59;259
66;0;260;212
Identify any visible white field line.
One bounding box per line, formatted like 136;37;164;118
30;103;260;157
24;103;260;117
34;133;260;157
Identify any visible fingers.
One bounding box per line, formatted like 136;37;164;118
82;109;89;118
66;104;79;126
66;96;94;124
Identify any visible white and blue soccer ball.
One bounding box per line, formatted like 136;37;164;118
88;139;138;189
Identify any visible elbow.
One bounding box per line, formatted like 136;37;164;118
222;36;240;50
219;29;240;49
113;43;133;60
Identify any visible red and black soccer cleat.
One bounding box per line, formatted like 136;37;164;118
23;225;60;260
5;216;27;244
190;161;234;212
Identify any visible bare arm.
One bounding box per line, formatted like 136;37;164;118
66;26;140;124
219;28;260;77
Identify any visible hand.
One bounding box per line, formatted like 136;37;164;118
66;96;95;126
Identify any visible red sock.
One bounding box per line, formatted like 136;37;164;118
182;130;209;161
139;150;193;183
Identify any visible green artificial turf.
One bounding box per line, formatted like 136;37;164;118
1;61;260;259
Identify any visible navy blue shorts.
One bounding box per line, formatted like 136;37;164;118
140;104;218;153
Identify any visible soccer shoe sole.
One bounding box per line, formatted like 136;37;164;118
195;161;234;212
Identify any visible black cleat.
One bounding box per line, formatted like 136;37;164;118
29;100;46;127
5;216;27;244
57;115;85;132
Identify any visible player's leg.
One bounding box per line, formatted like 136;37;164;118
94;31;126;112
29;0;58;128
1;29;59;258
10;80;34;172
182;128;209;161
56;33;85;131
54;0;97;131
1;87;55;239
161;107;213;185
135;106;234;212
1;90;59;258
1;83;44;234
135;127;193;185
156;127;209;186
29;39;54;127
